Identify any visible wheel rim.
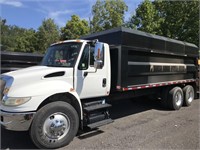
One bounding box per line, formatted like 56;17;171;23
175;91;182;106
43;112;70;143
188;90;194;103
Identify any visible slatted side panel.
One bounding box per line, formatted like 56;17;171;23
1;51;43;74
113;45;197;89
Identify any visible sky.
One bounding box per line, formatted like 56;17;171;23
0;0;142;30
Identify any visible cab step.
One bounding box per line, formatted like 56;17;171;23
87;118;113;129
83;100;103;107
83;99;113;129
83;103;111;112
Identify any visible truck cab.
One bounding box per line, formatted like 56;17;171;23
41;40;111;99
0;39;112;149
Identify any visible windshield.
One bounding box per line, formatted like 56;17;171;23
41;42;82;67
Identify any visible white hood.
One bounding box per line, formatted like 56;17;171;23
4;66;66;79
2;66;74;97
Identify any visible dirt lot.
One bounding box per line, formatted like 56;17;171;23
1;98;199;149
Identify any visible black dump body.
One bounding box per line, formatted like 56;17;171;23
82;27;198;92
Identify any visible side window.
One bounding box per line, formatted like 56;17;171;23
78;43;104;70
78;44;89;70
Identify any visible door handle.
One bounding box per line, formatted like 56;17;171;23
102;78;106;87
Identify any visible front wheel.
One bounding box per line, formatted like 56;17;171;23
30;101;79;149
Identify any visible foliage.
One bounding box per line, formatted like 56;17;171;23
155;0;199;45
15;29;37;53
1;19;37;52
1;0;199;53
126;0;163;34
91;0;128;32
60;15;89;40
1;18;59;53
128;0;199;45
36;18;60;53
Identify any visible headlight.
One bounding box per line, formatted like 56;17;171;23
2;96;31;106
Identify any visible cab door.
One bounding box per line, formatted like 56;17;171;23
74;42;108;99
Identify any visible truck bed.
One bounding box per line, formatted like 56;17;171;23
83;27;198;92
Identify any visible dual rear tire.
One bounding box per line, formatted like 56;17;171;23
183;85;194;106
162;85;194;110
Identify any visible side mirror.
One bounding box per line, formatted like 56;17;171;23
93;42;104;70
94;60;103;69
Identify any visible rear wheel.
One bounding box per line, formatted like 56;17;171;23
183;85;194;106
167;87;183;110
30;101;79;149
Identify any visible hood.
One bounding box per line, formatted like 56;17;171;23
2;66;74;97
2;65;73;87
3;66;68;80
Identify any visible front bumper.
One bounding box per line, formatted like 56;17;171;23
0;110;36;131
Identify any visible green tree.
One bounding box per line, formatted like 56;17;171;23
37;18;60;53
1;19;37;52
1;19;11;50
128;0;199;45
60;15;89;40
15;29;37;53
127;0;163;34
91;0;128;32
154;0;199;45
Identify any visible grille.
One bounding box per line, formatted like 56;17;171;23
0;79;6;100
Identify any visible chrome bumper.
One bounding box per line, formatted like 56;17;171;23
0;110;36;131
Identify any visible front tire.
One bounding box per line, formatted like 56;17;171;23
30;101;79;149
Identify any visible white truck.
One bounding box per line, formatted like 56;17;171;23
0;27;198;149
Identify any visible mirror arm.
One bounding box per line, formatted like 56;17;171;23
83;68;97;77
84;68;97;74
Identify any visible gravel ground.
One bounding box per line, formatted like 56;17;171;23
1;98;199;150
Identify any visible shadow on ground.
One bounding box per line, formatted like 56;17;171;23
110;97;168;119
2;97;194;149
1;127;38;149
